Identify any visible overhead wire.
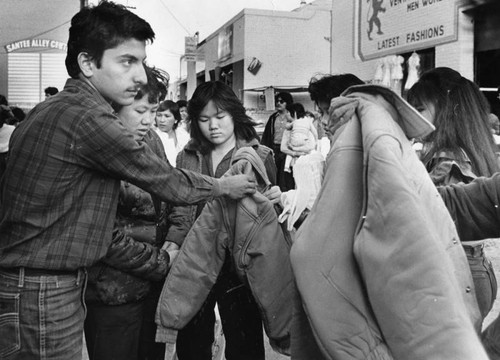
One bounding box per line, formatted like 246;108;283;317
158;0;192;35
1;20;70;49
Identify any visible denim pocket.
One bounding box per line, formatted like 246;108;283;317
0;292;21;357
468;255;498;318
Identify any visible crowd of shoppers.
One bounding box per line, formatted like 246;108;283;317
0;2;255;359
2;2;500;360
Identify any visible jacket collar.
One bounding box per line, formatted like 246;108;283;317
343;84;435;139
64;78;115;114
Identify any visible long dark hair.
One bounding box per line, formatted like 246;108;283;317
407;67;499;177
188;81;258;151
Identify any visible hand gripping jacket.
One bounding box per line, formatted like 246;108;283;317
290;85;487;360
155;147;294;355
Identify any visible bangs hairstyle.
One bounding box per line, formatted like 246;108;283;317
66;1;155;78
275;92;293;105
308;73;364;104
188;81;258;150
407;67;499;177
157;100;181;129
136;66;169;104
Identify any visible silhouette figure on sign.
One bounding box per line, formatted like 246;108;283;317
367;0;386;41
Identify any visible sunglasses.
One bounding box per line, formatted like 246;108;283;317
276;99;285;104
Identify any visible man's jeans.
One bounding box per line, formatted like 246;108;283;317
0;267;87;359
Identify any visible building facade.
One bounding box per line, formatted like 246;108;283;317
180;0;499;113
0;1;79;110
179;1;334;111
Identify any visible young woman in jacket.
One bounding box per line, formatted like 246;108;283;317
84;67;174;360
407;67;499;322
164;81;280;360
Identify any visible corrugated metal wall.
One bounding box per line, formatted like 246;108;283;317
8;52;66;109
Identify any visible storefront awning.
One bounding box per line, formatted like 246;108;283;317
241;85;309;93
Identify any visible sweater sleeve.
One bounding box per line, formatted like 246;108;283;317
164;150;200;247
438;173;500;240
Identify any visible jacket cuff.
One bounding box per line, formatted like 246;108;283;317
155;326;178;344
212;178;223;197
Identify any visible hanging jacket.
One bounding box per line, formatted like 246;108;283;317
155;147;293;355
165;138;276;247
290;85;487;360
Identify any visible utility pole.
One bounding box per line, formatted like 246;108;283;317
80;0;88;9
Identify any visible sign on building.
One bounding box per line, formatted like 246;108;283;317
184;36;198;62
355;0;459;61
218;24;233;62
5;38;67;108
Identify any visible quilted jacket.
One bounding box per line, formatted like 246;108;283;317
155;147;293;355
290;85;487;360
86;130;170;305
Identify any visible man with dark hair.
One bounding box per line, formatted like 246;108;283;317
0;2;254;359
261;91;295;191
44;86;59;98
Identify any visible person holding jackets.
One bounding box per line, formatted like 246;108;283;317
161;81;281;360
290;74;487;360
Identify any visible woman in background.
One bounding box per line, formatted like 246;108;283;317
177;99;189;131
155;100;190;166
407;66;499;326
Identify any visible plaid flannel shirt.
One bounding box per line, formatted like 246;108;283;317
0;78;221;270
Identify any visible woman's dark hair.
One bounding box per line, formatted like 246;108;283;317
188;81;258;151
66;1;155;79
275;92;293;106
286;103;306;119
176;99;188;108
157;100;181;130
407;67;499;177
44;87;59;96
308;73;364;104
11;107;26;122
136;66;169;104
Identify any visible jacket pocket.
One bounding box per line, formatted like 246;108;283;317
0;292;21;357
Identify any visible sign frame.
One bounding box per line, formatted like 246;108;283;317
355;0;462;61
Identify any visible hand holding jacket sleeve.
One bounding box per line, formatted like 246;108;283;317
102;228;170;281
217;173;256;199
438;173;500;240
263;185;282;205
